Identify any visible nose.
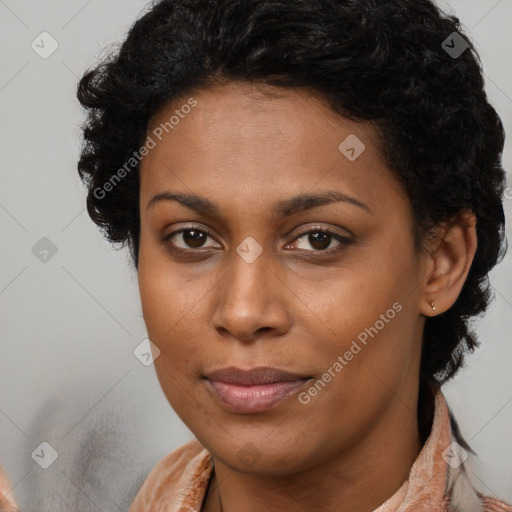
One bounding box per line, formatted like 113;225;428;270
210;245;292;343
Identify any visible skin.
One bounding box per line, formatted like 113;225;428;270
137;81;477;512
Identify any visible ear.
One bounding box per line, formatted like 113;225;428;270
420;210;478;317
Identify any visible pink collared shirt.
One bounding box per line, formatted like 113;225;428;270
128;388;512;512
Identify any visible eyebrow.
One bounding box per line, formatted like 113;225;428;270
146;191;373;217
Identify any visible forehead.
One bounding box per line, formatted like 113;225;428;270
145;81;375;159
139;81;405;218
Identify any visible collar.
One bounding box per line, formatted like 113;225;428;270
373;386;451;510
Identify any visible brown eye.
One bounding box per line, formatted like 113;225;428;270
182;230;208;248
291;229;353;253
163;228;218;250
306;232;332;251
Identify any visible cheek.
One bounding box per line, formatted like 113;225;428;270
138;241;187;336
137;254;211;374
138;260;182;373
138;263;207;415
293;257;403;333
298;247;418;381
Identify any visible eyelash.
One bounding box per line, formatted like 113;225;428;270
161;224;354;256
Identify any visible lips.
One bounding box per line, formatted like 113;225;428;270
204;366;313;413
204;366;311;385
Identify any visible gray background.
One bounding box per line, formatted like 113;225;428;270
0;0;511;510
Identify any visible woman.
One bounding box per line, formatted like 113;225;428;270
2;0;510;510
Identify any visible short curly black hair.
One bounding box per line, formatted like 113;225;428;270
76;0;507;388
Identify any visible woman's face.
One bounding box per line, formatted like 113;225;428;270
138;81;429;474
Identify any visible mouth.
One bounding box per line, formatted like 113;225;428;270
203;366;313;413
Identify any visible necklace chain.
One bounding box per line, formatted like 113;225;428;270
214;466;223;512
217;481;223;512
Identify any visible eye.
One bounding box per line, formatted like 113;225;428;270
288;227;354;253
163;226;219;251
162;225;354;254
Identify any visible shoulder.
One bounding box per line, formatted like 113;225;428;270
128;438;213;512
